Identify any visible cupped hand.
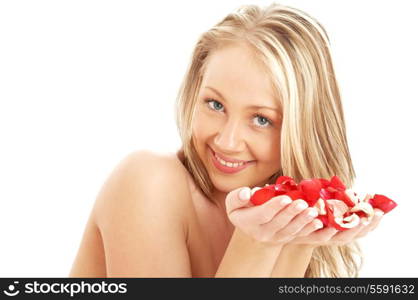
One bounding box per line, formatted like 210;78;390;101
289;208;385;247
225;187;320;246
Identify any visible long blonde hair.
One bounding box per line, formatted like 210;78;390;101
175;2;362;277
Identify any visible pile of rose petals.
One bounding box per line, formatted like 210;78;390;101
250;175;397;231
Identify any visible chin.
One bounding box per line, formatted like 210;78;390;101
211;179;243;194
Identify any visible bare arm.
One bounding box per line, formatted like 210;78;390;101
88;150;319;277
93;150;193;277
95;151;284;277
215;228;283;277
215;188;319;277
270;244;315;277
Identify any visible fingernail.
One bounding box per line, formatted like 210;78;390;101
315;222;323;229
361;218;370;226
375;210;384;217
239;187;251;201
308;209;318;218
296;202;308;210
281;197;292;205
329;227;338;233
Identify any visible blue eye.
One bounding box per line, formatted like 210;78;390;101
253;114;272;128
204;98;273;129
205;99;224;111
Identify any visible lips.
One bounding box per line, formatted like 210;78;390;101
209;147;255;174
210;148;253;164
250;175;397;231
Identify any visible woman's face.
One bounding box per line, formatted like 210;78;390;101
192;42;283;195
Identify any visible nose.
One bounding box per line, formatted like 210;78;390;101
213;117;245;152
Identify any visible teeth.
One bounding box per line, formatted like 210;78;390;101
215;154;245;168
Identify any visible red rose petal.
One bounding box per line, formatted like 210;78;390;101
323;200;341;230
355;211;368;219
368;194;397;214
319;178;331;188
334;213;360;231
272;184;289;195
317;215;329;227
335;190;356;207
276;176;299;191
275;176;295;185
249;176;397;232
326;199;349;217
285;190;305;201
324;200;358;231
300;179;322;206
250;187;276;205
319;188;333;200
330;175;346;191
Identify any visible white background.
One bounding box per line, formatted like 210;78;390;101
0;0;417;277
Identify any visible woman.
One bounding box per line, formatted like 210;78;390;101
69;3;384;278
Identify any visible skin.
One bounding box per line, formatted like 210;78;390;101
192;41;385;276
69;41;385;277
191;41;325;244
192;41;283;216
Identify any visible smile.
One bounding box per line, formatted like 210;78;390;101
209;147;255;174
215;154;245;167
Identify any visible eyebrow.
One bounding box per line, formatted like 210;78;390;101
204;86;279;112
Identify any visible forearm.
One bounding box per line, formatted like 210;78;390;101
215;228;283;277
270;244;315;277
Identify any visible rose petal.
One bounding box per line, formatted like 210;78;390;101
332;190;356;207
299;179;322;206
326;199;350;217
317;215;329;227
272;184;289;195
320;188;334;200
276;176;299;191
324;200;339;229
324;199;358;231
314;198;327;215
355;211;368;219
319;178;331;188
250;187;276;205
325;200;360;231
345;189;361;206
250;176;397;231
333;213;360;230
275;176;294;185
350;201;375;221
368;194;397;213
330;175;346;191
285;190;305;201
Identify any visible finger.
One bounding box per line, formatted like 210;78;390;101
225;187;251;215
330;222;365;244
274;207;319;237
368;209;384;231
297;218;324;237
357;209;384;238
305;226;339;244
245;195;292;224
261;199;309;231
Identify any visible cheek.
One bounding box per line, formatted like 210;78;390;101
192;111;208;140
253;131;281;163
192;110;215;151
192;109;221;139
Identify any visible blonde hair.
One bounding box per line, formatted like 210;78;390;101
175;2;363;277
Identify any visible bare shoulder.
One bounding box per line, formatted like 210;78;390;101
119;149;191;185
93;149;192;222
92;149;193;277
